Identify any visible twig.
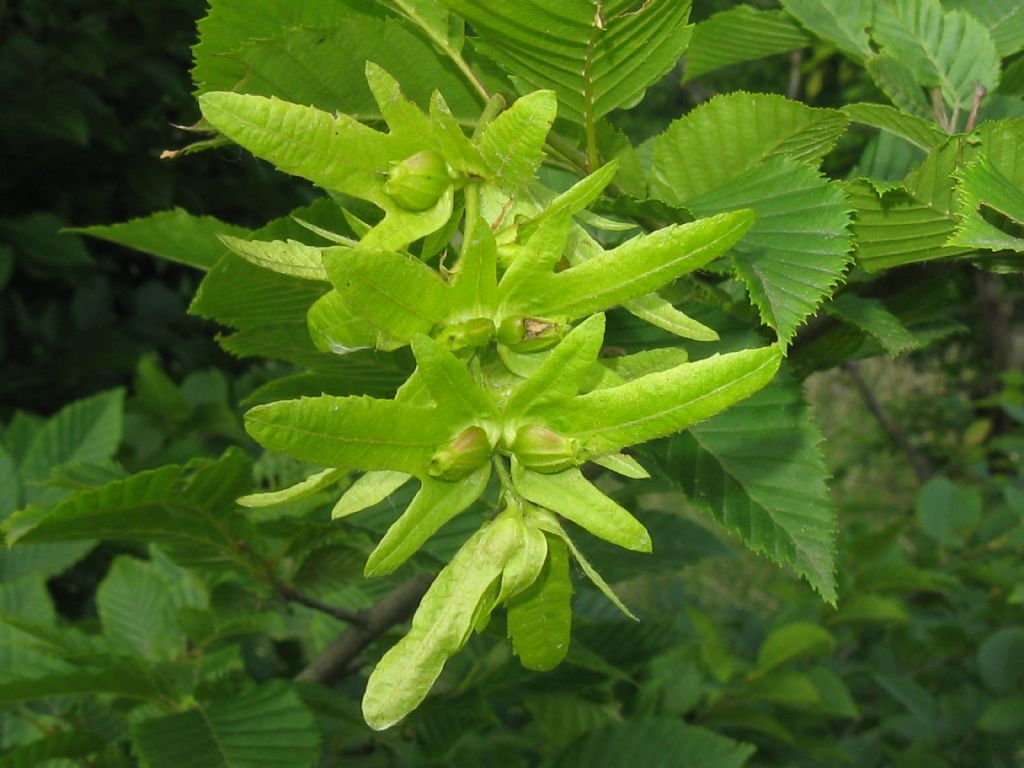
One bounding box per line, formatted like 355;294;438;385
296;573;434;684
275;583;366;627
843;361;936;482
965;84;987;132
787;50;803;101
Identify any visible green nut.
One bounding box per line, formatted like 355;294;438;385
510;424;580;473
496;317;564;352
435;317;495;350
428;425;492;481
383;150;451;211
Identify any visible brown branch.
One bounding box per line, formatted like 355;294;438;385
843;361;936;482
295;573;434;685
787;50;803;101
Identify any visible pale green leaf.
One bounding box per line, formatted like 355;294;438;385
621;293;719;342
449;215;499;318
362;515;521;729
323;248;451;348
531;510;637;620
683;7;810;83
97;556;184;660
409;336;497;421
446;0;693;125
500;211;755;322
642;370;837;602
75;209;248;271
507;533;572;671
331;470;412;519
648;93;848;205
506;314;606;417
306;290;380;354
132;682;319;768
779;0;873;60
364;466;491;576
545;346;782;455
590;453;650;479
477;90;558;190
873;0;1000;110
218;236;327;281
512;465;651;553
685;158;853;346
237;468;347;508
245;396;454;476
496;522;548;604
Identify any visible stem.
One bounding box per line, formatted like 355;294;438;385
787;49;803;100
843;360;936;482
932;88;950;133
965;84;987;132
295;573;434;684
274;583;366;627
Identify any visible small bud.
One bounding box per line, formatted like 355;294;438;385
428;426;492;480
435;318;495;350
511;424;580;473
383;150;451;211
496;317;564;352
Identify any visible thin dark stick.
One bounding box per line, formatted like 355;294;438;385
787;50;803;101
843;361;936;482
275;583;367;627
296;573;434;685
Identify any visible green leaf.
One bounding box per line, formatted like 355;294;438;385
0;731;105;768
75;209;248;271
779;0;873;60
683;7;810;84
843;103;947;151
218;236;328;281
19;389;124;496
686;158;853;346
364;466;491;576
648;93;848;205
245;396;454;477
191;0;374;93
0;663;175;704
362;515;521;729
915;476;982;547
477;91;557;190
545;346;783;456
977;697;1024;734
590;453;650;479
642;369;837;602
825;293;921;355
512;465;651;553
978;627;1024;695
331;471;412;519
865;55;934;118
3;452;252;566
950;155;1024;252
323;248;451;348
237;468;346;508
873;0;1000;111
132;682;320;768
506;314;606;416
807;666;860;718
754;622;836;676
409;336;497;421
947;0;1024;57
199;91;390;196
507;534;572;671
446;0;693;125
497;522;548;604
500;211;756;322
228;21;482;120
552;717;754;768
97;556;184;660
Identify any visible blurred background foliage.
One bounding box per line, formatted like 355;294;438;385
0;0;1022;766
